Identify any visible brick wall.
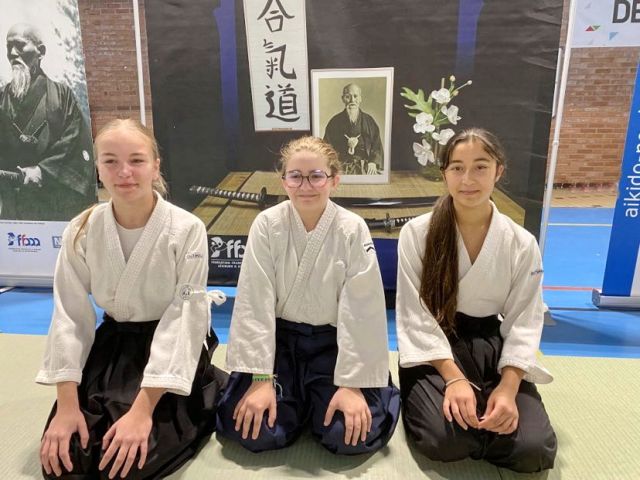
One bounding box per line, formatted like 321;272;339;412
551;0;640;186
78;0;152;135
77;1;638;186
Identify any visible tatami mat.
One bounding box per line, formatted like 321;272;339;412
2;334;638;479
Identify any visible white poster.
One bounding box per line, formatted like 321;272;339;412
572;0;640;48
0;0;95;286
244;0;310;131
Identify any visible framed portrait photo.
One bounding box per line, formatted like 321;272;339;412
311;67;393;184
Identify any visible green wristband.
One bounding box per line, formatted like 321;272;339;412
252;374;273;382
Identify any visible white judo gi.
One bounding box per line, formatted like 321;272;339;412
36;194;212;396
396;202;552;384
225;199;390;388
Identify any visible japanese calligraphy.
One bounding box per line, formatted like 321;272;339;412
265;84;300;121
244;0;309;130
263;40;296;79
258;0;294;33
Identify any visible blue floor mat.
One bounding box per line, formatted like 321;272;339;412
548;207;614;224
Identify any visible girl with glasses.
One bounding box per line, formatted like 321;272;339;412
396;128;556;472
36;119;228;479
217;136;400;454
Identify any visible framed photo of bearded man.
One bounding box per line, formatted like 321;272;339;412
0;0;96;222
311;67;393;184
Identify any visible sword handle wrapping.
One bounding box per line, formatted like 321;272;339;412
189;185;268;209
365;213;416;232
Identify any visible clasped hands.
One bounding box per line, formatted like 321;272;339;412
443;379;519;435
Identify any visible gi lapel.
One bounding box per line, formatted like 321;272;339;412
458;202;502;289
111;193;169;319
281;201;337;320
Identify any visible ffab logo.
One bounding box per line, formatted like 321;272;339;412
210;236;245;259
52;236;62;248
8;232;41;248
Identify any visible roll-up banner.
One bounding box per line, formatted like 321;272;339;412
145;0;563;287
593;63;640;309
0;0;96;287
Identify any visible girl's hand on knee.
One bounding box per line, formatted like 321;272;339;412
443;380;479;430
233;380;277;440
478;385;519;434
98;409;152;479
40;407;89;476
324;387;372;446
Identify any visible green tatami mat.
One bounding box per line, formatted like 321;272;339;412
1;334;638;479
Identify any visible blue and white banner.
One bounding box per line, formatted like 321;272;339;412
600;63;640;301
243;0;310;131
0;220;65;286
572;0;640;48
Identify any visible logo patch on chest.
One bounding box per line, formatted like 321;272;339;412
185;251;204;260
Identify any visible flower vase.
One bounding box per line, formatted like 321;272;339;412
421;163;442;182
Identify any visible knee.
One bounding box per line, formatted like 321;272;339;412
402;410;474;462
507;429;557;473
317;421;373;455
413;431;473;463
317;416;394;455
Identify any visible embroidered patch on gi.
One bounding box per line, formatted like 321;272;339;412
179;284;194;300
185;251;204;260
363;241;375;253
530;269;544;276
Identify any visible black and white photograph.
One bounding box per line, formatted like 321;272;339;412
312;68;393;184
0;0;95;222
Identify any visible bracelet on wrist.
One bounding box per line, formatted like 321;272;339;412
252;374;275;382
444;377;481;391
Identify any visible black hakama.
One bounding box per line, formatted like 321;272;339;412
41;315;228;479
399;313;557;473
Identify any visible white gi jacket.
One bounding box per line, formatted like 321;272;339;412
36;194;212;396
226;200;389;388
396;202;553;384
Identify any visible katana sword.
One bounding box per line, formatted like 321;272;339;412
364;213;416;232
189;185;438;209
0;169;23;185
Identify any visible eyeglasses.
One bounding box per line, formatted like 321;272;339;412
282;170;334;188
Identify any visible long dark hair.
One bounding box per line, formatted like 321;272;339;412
419;128;506;335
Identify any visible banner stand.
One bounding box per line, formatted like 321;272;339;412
592;62;640;310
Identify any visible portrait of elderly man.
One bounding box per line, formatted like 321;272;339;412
0;23;95;221
323;83;384;175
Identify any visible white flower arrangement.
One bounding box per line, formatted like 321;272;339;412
401;75;472;169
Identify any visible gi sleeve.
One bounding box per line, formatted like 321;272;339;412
335;220;389;388
140;219;210;396
396;220;453;368
498;235;553;384
38;84;95;198
225;213;277;375
36;220;96;385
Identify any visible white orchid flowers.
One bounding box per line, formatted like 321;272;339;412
413;112;435;134
412;139;435;166
401;75;472;169
441;105;461;125
430;88;451;105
